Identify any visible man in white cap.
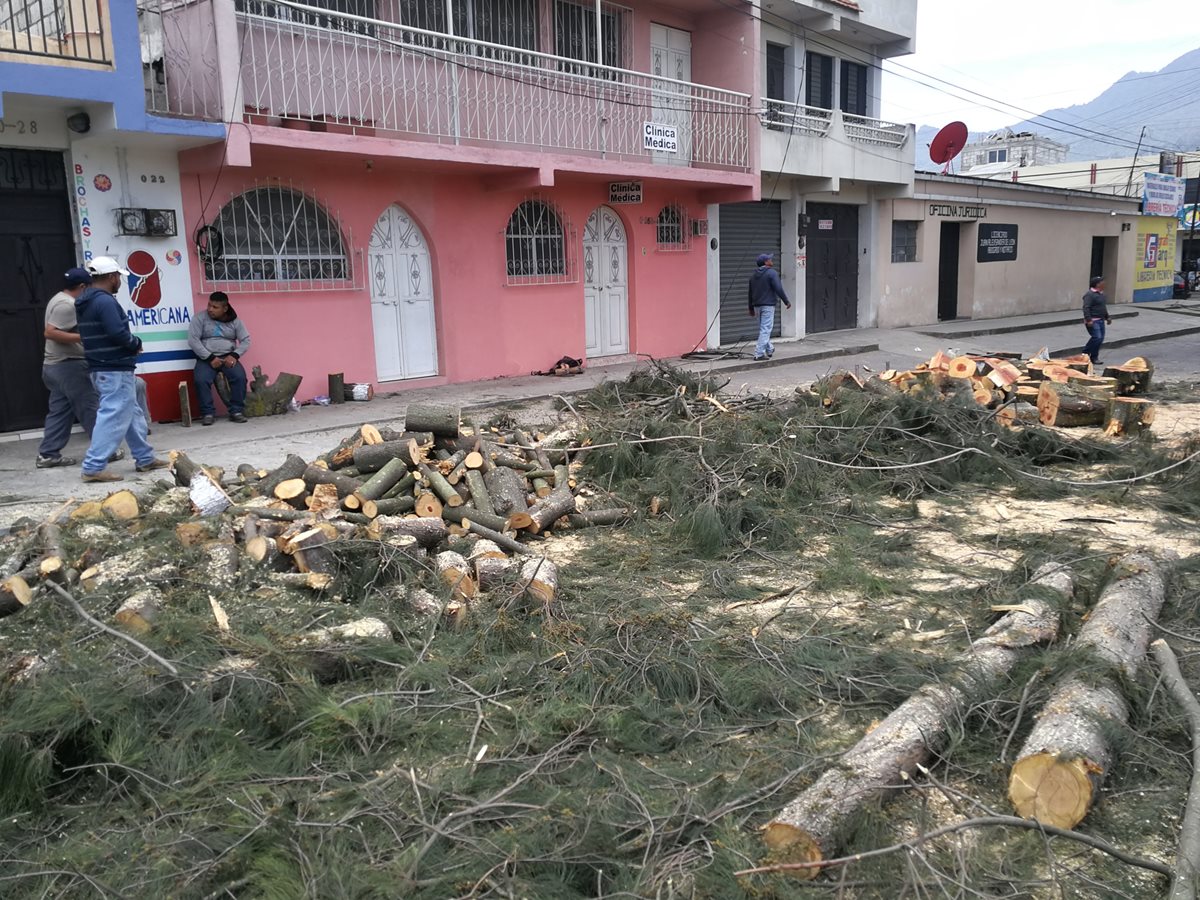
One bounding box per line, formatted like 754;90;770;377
75;256;168;482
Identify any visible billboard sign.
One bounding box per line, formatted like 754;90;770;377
1143;172;1185;217
1132;216;1176;302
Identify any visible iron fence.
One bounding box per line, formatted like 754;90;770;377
0;0;109;63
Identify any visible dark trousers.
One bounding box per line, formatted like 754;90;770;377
1083;320;1106;363
194;359;248;416
38;360;98;458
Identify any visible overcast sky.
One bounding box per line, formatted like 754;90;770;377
880;0;1200;133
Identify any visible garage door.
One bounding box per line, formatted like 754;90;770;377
718;200;782;345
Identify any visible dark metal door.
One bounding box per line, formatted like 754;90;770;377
718;200;781;344
805;203;858;333
0;149;74;432
937;222;960;321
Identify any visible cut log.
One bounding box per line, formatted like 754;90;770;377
0;575;33;617
994;405;1041;429
175;521;216;547
947;356;976;379
484;466;529;516
1009;551;1170;830
420;463;464;508
1104;397;1155;437
1103;362;1154;395
368;515;447;548
1037;381;1107;428
441;505;511;536
404;402;461;437
566;508;633;528
170;450;201;487
101;490;140;521
258;454;309;498
764;563;1072;876
178;380;192;427
353;438;430;473
273;572;333;591
344;382;374;402
113;587;164;634
470;539;511;589
321;432;364;469
986;361;1023;388
371;496;416;517
463;470;495;517
436;550;477;601
274;478;310;509
464;451;485;470
244;368;302;418
189;469;232;517
414;492;443;518
523;488;577;534
246;536;285;569
328;372;345;405
203;541;241;587
236;463;261;484
520;557;558;606
301;617;391;646
306;483;341;516
301;464;362;500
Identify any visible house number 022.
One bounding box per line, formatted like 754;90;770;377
0;119;38;135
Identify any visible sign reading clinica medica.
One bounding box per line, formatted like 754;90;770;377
644;122;678;153
977;223;1018;262
609;181;643;204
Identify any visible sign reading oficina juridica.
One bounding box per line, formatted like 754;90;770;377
609;181;643;204
644;122;678;153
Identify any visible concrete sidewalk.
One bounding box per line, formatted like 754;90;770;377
2;299;1199;522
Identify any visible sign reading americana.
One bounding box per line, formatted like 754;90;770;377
644;122;678;153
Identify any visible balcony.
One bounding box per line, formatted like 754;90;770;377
140;0;751;173
1;0;111;64
760;99;913;186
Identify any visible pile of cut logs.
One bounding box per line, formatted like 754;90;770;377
860;352;1155;435
0;402;631;625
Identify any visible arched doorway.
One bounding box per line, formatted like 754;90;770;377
369;204;437;381
583;205;629;357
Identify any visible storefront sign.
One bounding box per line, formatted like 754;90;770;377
1143;172;1185;217
977;224;1018;262
928;203;987;219
608;181;643;204
644;122;678;153
1132;216;1176;302
1179;203;1200;230
817;219;833;230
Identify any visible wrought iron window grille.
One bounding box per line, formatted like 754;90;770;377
655;203;690;251
200;183;364;293
504;197;578;286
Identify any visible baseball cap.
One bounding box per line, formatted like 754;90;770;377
756;253;773;266
63;267;92;288
87;256;130;276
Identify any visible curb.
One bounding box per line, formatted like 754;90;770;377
1050;324;1200;358
917;310;1139;339
684;342;880;377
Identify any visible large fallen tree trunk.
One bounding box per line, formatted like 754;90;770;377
1008;550;1170;830
762;564;1072;877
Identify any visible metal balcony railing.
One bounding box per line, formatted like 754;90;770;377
1;0;109;63
142;0;752;171
760;99;909;149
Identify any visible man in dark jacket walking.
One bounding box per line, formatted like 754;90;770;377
1082;275;1112;365
76;256;168;482
748;253;791;360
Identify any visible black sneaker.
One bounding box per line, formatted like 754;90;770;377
201;415;215;426
36;454;77;468
229;412;248;423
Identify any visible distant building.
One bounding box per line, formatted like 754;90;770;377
961;129;1069;172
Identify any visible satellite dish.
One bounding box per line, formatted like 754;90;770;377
929;121;969;173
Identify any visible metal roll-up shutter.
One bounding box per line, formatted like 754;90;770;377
718;200;782;345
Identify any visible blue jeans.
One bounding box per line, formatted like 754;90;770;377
1083;319;1106;363
38;360;98;458
82;371;155;474
194;359;248;416
754;305;776;359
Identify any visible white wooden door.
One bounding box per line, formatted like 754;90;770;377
583;206;629;357
650;23;692;166
369;204;437;381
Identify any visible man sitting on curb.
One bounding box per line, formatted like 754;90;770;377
35;266;125;469
76;256;168;483
188;291;251;426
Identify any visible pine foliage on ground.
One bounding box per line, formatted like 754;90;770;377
2;363;1200;898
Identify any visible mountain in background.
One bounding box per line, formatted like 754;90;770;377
913;46;1200;171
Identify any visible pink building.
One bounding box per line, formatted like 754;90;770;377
148;0;760;403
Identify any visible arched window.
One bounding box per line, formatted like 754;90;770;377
505;200;566;279
204;187;348;282
656;204;687;249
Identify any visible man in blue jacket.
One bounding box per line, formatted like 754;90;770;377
748;253;791;361
76;256;168;483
